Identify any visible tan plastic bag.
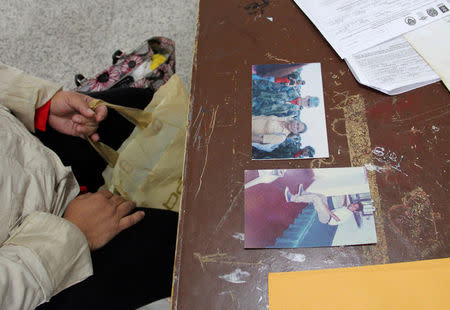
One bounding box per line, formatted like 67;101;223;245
88;74;189;211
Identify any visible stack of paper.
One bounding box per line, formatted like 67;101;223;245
294;0;450;94
345;36;440;95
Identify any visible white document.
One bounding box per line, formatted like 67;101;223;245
405;15;450;91
345;36;440;95
294;0;450;58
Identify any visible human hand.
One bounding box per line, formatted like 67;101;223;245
63;190;145;250
48;91;107;141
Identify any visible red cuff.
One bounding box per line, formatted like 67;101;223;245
34;99;51;131
79;186;88;194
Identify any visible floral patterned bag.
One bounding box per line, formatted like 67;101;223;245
74;37;175;92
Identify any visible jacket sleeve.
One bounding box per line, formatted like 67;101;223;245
0;63;62;132
0;212;93;309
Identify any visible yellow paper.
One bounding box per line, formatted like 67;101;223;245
269;258;450;310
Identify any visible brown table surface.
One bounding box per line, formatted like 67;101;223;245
172;1;450;309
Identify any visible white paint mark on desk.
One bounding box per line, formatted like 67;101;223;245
280;251;306;262
232;233;245;241
219;269;250;284
372;146;407;176
364;163;387;173
323;258;334;264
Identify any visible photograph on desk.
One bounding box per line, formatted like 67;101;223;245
251;63;329;160
244;167;377;248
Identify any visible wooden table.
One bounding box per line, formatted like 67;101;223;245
172;1;450;309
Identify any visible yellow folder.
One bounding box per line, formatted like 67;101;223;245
269;258;450;309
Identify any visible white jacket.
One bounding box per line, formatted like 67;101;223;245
0;63;93;309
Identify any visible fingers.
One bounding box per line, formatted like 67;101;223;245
72;113;91;125
117;200;137;217
74;101;95;118
72;109;100;127
94;104;108;122
97;191;135;213
89;132;100;142
70;93;95;118
70;94;107;139
67;92;107;123
107;193;137;221
74;121;97;132
72;114;98;137
98;190;114;199
74;93;107;122
95;191;140;230
109;194;127;206
72;114;97;129
118;211;145;232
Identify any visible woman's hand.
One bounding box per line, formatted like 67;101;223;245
48;91;107;141
63;190;145;250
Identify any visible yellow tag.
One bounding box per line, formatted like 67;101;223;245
150;54;167;70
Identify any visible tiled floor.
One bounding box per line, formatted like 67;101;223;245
0;0;199;90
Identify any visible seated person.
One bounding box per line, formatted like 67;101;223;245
0;63;178;310
284;184;362;224
252;115;307;145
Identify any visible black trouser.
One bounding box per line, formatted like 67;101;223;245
35;88;178;310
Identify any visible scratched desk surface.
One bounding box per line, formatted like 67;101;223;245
172;1;450;309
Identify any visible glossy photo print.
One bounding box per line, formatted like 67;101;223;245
244;167;377;248
251;63;329;160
